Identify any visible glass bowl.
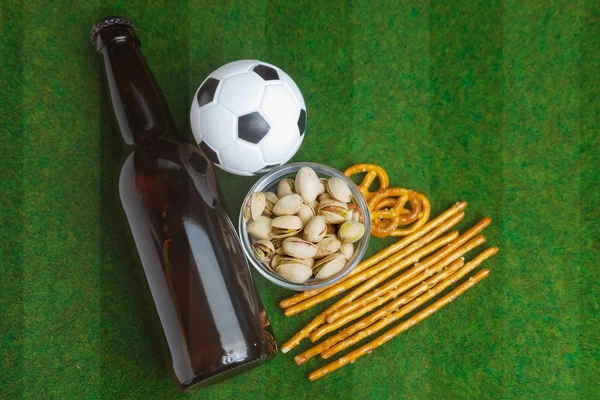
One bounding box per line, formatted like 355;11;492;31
238;162;371;291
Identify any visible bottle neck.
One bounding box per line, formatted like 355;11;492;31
95;25;176;145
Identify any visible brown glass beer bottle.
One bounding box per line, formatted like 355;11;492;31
90;16;277;391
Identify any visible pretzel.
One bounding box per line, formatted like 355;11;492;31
308;268;491;381
344;164;390;200
294;259;466;366
278;202;467;310
320;248;498;360
310;235;486;344
324;235;487;325
368;189;430;237
279;229;460;353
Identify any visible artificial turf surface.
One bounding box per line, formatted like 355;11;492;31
1;0;599;398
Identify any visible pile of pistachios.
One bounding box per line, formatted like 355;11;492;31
244;167;366;284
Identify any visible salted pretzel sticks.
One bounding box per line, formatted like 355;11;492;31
278;163;498;380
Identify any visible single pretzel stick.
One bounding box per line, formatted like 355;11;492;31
324;234;487;325
321;248;498;360
278;202;466;309
294;258;465;365
344;164;390;200
309;268;491;381
284;229;458;317
280;232;458;352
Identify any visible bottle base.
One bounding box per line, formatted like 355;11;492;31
176;353;276;392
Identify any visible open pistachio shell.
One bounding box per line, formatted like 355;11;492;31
340;242;354;260
326;177;353;203
313;253;347;279
243;192;267;221
317;199;349;224
271;254;283;270
318;192;332;201
251;240;275;262
271;215;304;238
277;179;295;198
303;216;328;243
295;167;321;204
302;258;315;269
276;262;312;284
314;234;342;258
273;194;303;216
338;220;366;244
282;237;318;259
346;203;361;222
247;216;273;240
297;204;316;225
263;191;279;217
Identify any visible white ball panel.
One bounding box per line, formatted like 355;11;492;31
279;69;306;110
219;141;265;174
259;127;299;164
214;163;254;177
282;133;304;164
189;96;203;144
218;72;266;116
260;85;299;129
210;60;258;80
200;105;237;150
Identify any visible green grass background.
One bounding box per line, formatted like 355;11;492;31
1;0;599;398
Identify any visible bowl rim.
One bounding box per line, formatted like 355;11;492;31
238;162;371;291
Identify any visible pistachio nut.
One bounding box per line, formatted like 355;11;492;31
317;199;349;224
243;192;267;221
273;194;303;216
247;216;273;240
271;254;282;270
318;178;328;194
295;167;321;204
346;203;361;222
340;242;354;260
308;199;320;210
303;216;328;243
271;215;304;238
276;262;312;284
314;234;342;258
282;237;318;259
277;178;295;198
326;177;353;203
263;191;279;217
296;203;316;225
276;247;286;255
302;258;315;269
251;240;275;262
318;192;332;201
338;220;366;244
313;253;347;279
271;238;283;249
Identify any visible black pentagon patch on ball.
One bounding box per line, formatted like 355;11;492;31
199;141;220;164
253;64;279;81
297;109;306;136
189;152;209;174
197;78;219;107
238;112;271;144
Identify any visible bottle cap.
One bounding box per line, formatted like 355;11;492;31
90;16;136;43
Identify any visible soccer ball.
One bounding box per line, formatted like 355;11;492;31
190;60;306;176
